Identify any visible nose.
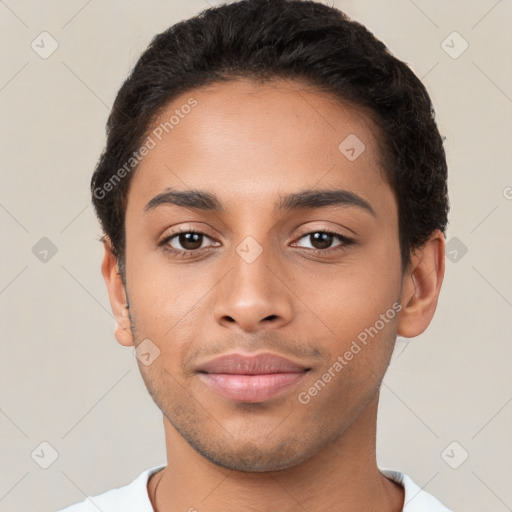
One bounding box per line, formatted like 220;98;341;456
213;247;294;333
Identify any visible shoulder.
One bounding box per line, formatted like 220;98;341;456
381;468;453;512
57;465;165;512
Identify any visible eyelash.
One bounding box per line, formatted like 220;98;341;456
158;227;355;259
158;227;217;258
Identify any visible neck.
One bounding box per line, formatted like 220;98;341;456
148;391;404;512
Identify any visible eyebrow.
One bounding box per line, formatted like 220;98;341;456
278;189;375;216
144;187;375;217
145;188;222;213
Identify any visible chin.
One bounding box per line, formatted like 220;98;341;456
194;439;309;473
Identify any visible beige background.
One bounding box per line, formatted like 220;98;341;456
1;1;511;511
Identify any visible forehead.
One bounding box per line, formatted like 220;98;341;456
127;78;393;216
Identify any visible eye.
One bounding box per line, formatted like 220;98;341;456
293;230;354;252
160;228;218;254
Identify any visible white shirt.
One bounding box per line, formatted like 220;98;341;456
58;465;452;511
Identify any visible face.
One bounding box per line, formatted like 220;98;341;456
112;79;407;471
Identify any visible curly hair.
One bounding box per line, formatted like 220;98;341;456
91;0;449;274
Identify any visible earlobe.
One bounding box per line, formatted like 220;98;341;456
397;230;445;338
101;237;135;347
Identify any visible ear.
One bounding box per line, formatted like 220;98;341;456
101;237;135;347
397;230;445;338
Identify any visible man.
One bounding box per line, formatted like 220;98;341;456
61;0;451;510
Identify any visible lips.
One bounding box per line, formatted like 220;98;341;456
197;352;310;403
198;352;310;374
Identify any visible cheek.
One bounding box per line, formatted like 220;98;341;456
127;257;217;339
292;253;402;345
296;305;399;420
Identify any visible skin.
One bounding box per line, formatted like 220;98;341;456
102;78;445;512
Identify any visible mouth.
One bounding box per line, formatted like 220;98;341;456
196;352;311;403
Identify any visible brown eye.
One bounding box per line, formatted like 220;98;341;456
293;230;354;253
309;232;334;250
166;231;211;251
176;232;203;250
